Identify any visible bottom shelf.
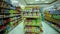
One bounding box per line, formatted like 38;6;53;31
7;20;22;34
25;32;40;34
45;21;60;33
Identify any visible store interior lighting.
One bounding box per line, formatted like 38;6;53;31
12;0;18;3
45;1;49;3
35;0;40;1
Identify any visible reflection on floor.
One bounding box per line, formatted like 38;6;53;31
8;21;59;34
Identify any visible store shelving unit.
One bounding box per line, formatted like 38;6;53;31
0;0;22;34
22;6;42;34
44;10;60;33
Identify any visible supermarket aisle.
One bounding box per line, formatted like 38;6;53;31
8;21;59;34
8;21;24;34
42;21;59;34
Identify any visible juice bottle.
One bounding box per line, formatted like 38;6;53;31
28;12;30;16
9;22;14;26
24;12;27;16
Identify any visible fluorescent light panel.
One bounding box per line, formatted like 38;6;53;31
35;0;40;1
12;0;18;3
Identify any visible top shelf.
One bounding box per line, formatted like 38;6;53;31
0;0;15;7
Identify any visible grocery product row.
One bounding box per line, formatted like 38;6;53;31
0;14;21;19
22;12;40;15
24;18;41;26
0;16;21;25
22;6;40;12
0;9;21;14
24;26;40;34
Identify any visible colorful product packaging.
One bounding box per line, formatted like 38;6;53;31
36;19;40;25
33;12;36;16
0;19;3;25
28;12;32;16
24;12;27;16
9;22;14;26
32;20;36;25
9;10;14;14
6;25;11;32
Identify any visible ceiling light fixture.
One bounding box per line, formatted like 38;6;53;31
45;1;48;3
35;0;39;1
12;0;18;3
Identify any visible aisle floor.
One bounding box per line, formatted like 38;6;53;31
8;21;59;34
42;22;59;34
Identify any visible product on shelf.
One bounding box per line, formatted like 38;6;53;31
0;19;3;25
5;25;11;32
0;26;5;32
28;12;32;16
23;12;28;16
4;9;9;13
52;15;60;20
3;18;10;25
0;15;3;18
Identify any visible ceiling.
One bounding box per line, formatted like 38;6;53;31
11;0;60;8
25;0;57;5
